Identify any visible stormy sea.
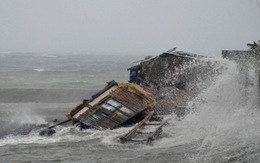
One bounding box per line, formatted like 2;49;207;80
0;53;260;163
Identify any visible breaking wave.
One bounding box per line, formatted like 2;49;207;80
0;105;49;139
40;54;58;58
154;59;260;162
0;124;134;147
34;68;46;72
0;88;95;103
0;102;133;147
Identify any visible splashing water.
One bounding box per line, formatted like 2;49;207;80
155;59;260;162
0;103;48;138
0;124;134;147
10;112;47;125
1;57;260;162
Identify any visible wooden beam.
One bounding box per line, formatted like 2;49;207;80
146;121;167;145
120;111;154;143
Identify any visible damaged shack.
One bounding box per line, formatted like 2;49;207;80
66;80;156;130
128;48;222;117
65;80;165;144
42;48;222;144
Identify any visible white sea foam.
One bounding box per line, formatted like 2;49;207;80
34;68;46;72
40;54;57;58
153;58;260;162
0;125;133;147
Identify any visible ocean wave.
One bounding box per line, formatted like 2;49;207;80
0;125;132;147
0;52;11;54
40;54;58;58
0;118;48;139
0;88;96;103
33;68;46;72
149;59;260;162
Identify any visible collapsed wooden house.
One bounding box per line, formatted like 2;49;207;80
65;80;165;144
41;48;220;144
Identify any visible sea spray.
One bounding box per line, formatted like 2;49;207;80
0;103;48;138
155;58;260;162
0;125;135;147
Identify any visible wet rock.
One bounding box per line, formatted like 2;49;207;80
39;128;56;136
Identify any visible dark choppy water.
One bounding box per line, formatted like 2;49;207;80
1;53;260;162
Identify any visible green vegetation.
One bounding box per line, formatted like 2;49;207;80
248;40;260;55
246;40;260;71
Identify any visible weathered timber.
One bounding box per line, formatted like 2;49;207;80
120;111;155;143
146;121;167;145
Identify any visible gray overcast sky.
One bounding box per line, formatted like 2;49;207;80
0;0;260;56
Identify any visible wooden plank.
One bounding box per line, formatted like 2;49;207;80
89;86;118;106
73;86;118;119
145;121;161;125
73;106;90;119
111;88;144;112
146;121;167;144
120;111;154;143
